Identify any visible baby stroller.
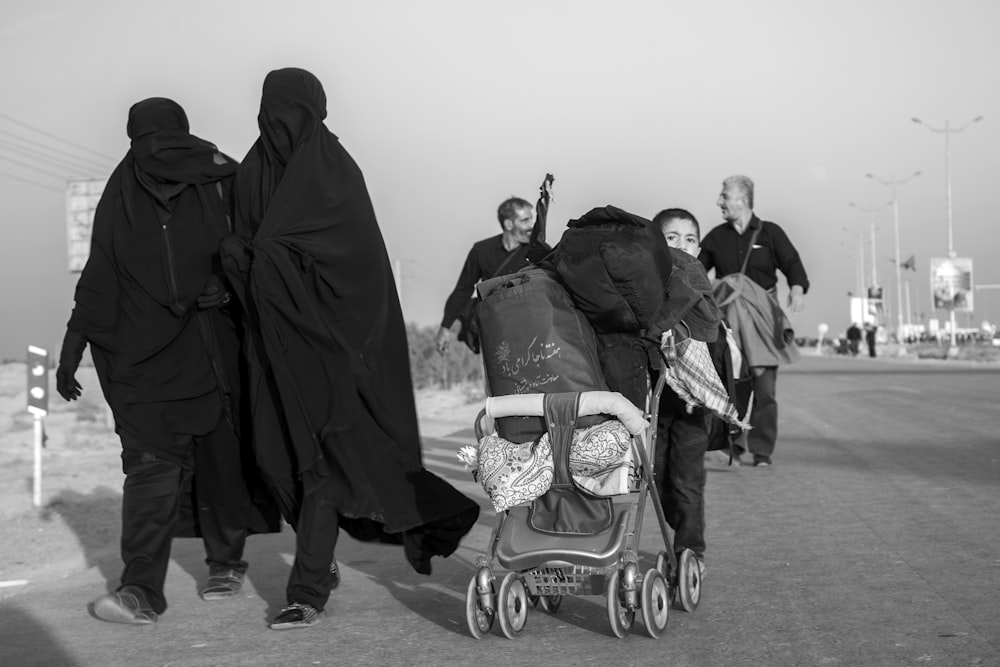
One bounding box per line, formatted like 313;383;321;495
461;375;703;640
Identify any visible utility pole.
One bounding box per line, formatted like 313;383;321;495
865;173;921;345
912;115;984;356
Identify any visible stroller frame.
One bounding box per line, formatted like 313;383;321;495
464;366;702;640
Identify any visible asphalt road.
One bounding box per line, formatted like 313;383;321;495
2;353;998;666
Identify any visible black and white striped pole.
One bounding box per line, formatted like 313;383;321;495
26;345;48;508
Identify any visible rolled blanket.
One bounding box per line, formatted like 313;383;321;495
466;419;635;512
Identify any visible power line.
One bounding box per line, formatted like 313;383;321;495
0;153;68;180
0;139;103;177
0;170;63;192
0;111;118;162
0;127;113;171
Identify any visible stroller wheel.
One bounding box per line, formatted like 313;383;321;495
676;549;703;612
539;595;562;613
497;572;529;639
605;569;635;638
640;568;669;638
655;551;675;605
655;551;673;581
465;572;494;639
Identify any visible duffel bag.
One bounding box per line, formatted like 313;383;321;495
476;267;608;443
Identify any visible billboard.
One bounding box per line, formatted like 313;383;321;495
930;257;973;312
866;285;883;315
66;178;106;273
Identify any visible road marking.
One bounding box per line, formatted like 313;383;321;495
0;580;29;588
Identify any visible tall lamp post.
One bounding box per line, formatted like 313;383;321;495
866;171;921;344
840;223;865;298
912;115;983;353
848;200;892;306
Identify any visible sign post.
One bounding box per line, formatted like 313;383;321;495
930;257;974;357
817;323;828;354
67;178;106;273
27;345;49;508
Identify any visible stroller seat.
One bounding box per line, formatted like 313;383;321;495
496;503;632;572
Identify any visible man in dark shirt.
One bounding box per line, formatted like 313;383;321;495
436;196;550;354
846;322;863;356
699;175;809;466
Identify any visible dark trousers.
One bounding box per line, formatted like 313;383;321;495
742;365;778;458
119;423;249;615
655;403;708;557
286;473;341;612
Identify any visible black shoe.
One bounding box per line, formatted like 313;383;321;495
201;568;245;600
270;602;324;630
93;586;157;624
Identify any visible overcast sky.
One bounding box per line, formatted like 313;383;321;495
2;0;999;361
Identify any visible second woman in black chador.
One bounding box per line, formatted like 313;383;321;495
221;68;479;630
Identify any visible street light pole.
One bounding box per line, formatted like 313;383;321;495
911;116;982;257
912;115;983;354
848;200;891;292
866;172;921;345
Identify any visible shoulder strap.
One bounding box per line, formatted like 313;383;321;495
491;243;528;279
739;224;762;276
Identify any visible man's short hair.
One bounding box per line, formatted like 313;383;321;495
722;175;754;209
652;208;701;241
497;197;532;228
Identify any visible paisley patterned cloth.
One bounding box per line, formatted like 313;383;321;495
476;419;633;512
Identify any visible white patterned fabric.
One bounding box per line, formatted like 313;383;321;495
663;335;749;429
475;419;634;512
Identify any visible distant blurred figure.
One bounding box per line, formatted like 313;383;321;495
864;321;878;358
56;98;279;625
846;322;863;356
699;175;809;467
436;177;553;355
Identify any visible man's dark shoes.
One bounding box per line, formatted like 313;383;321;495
270;602;324;630
201;568;245;601
93;586;157;624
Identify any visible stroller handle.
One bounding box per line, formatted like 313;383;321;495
483;391;649;436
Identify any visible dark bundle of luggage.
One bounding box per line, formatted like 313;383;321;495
474;203;746;451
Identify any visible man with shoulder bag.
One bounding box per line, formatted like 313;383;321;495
436;175;553;355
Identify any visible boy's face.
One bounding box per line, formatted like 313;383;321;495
661;217;700;257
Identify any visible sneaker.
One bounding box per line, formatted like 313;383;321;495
270;602;323;630
330;557;340;590
93;587;157;625
752;455;772;467
201;568;245;601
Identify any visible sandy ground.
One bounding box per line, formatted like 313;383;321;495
0;362;482;596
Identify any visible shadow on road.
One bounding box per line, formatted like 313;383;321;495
0;603;81;667
41;487;121;589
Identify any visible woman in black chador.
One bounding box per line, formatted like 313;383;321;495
221;68;479;630
56;98;280;624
